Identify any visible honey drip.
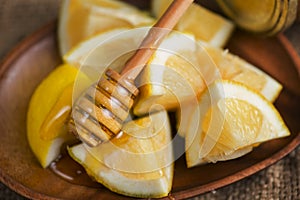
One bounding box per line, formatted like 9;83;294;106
49;147;102;188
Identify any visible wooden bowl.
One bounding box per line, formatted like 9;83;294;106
0;2;300;199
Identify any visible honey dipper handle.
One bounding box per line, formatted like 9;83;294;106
120;0;194;79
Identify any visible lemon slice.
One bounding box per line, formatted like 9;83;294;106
151;0;234;47
64;28;130;67
199;42;282;102
185;80;290;167
68;111;173;198
176;42;282;138
64;28;156;82
133;32;219;116
58;0;154;56
27;64;79;168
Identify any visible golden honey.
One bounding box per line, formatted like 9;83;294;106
217;0;298;35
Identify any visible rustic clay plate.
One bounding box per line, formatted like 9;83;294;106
1;3;300;200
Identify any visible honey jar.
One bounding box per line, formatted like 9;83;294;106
216;0;299;35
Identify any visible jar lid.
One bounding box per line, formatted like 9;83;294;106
216;0;298;35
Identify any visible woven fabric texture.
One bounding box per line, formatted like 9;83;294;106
0;0;299;199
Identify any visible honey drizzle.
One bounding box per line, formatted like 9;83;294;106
49;147;102;188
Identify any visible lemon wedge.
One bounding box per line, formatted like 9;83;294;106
176;42;282;138
27;64;91;168
64;28;131;68
27;64;79;167
68;110;173;198
199;42;282;102
133;32;218;116
58;0;154;56
64;28;155;82
185;80;290;167
151;0;234;47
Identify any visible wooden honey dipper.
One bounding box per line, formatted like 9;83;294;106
70;0;194;147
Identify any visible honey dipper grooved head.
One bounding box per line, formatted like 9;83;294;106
71;68;139;147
